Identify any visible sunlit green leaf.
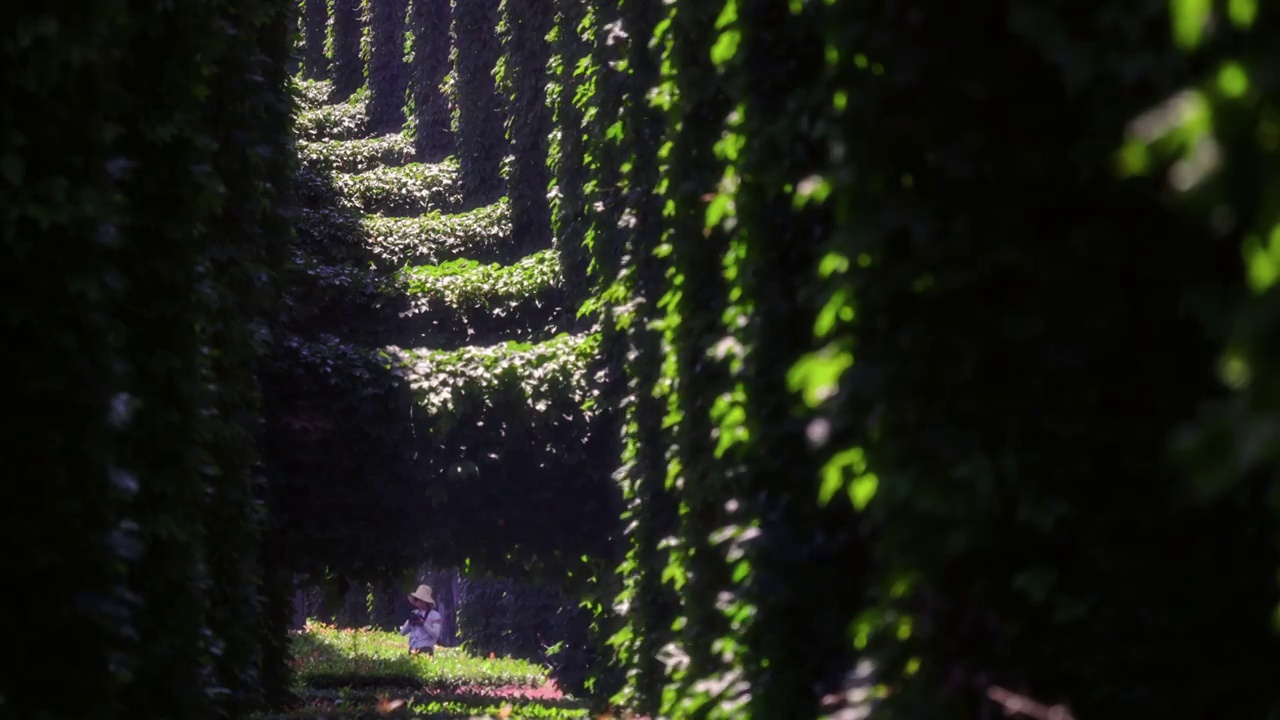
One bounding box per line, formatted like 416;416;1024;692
1171;0;1212;49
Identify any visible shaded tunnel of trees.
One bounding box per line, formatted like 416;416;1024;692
5;1;1280;718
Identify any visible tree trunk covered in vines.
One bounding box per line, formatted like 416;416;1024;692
549;0;591;302
203;0;294;709
615;0;675;714
730;2;855;717
368;0;409;134
661;0;736;703
501;0;554;255
452;0;507;207
302;0;330;79
331;0;365;100
1;3;132;715
409;0;454;161
578;0;650;711
114;4;224;714
583;2;625;290
4;0;294;715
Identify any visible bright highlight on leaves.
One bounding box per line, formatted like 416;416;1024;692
788;344;852;408
1170;0;1211;49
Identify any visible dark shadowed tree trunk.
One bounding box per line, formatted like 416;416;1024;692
302;0;330;80
368;0;410;134
452;0;506;206
409;0;454;161
331;0;365;100
501;0;553;254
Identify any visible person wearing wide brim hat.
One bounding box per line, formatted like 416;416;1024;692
407;585;435;607
399;584;443;655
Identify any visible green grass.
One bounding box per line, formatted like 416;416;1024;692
293;622;549;689
249;623;589;720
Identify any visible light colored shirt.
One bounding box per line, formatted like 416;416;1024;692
399;608;443;650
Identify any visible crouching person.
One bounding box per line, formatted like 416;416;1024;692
400;584;444;656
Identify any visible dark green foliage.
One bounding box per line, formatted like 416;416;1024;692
262;334;427;583
302;0;330;80
500;0;555;255
565;0;633;707
452;0;508;206
579;0;625;297
257;1;304;708
820;3;1280;717
202;0;305;709
1;6;133;716
2;0;294;717
113;4;221;707
409;0;454;161
386;333;624;585
331;0;365;100
368;0;410;133
724;3;862;717
263;144;429;590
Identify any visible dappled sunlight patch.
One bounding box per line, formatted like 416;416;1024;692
294;78;337;111
391;332;600;421
391;250;563;315
294;622;551;689
297;97;371;142
299;134;418;174
332;161;465;216
251;625;589;720
364;199;514;267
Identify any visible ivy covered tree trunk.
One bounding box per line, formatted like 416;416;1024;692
114;3;225;714
302;0;330;80
452;0;507;207
368;0;410;134
203;40;262;720
3;1;293;717
656;0;737;708
729;2;858;717
612;0;677;713
576;0;640;710
201;0;299;710
409;0;454;161
549;0;591;301
1;4;133;717
500;0;554;255
258;0;300;699
331;0;365;100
